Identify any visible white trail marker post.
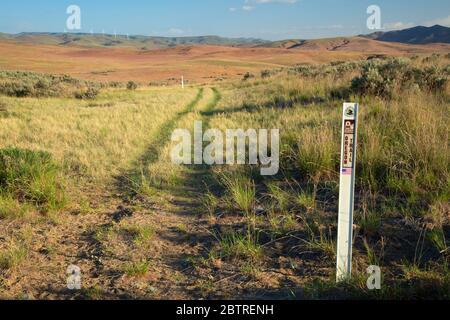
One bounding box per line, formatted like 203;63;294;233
181;76;185;89
336;103;359;282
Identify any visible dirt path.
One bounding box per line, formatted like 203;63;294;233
0;86;302;300
64;87;222;299
0;87;219;299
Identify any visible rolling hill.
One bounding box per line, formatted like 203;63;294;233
364;25;450;44
0;32;267;49
257;36;450;53
253;25;450;51
0;26;448;84
2;25;450;50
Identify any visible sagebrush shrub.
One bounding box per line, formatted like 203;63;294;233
242;72;255;81
74;86;100;99
289;61;362;78
351;58;448;98
127;81;138;90
0;71;101;98
108;81;123;88
0;81;34;97
261;70;271;78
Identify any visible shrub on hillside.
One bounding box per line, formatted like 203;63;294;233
108;81;123;88
351;58;448;98
242;72;255;81
74;86;100;99
261;70;271;79
127;81;138;90
0;81;35;97
289;61;362;78
0;148;66;212
0;71;101;98
0;100;11;119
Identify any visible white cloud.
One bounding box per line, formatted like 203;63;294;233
328;24;344;29
383;21;415;30
381;15;450;31
229;7;237;12
247;0;298;3
167;28;185;35
240;0;298;12
424;15;450;27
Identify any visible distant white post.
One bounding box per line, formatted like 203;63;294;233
336;103;359;282
181;76;185;89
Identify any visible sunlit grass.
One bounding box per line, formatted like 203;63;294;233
0;87;198;181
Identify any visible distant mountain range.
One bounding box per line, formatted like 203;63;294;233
265;25;450;50
0;32;268;49
0;25;449;49
364;25;450;44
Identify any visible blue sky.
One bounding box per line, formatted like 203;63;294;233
0;0;449;40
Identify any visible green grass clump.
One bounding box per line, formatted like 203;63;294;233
0;148;66;212
267;182;292;211
80;286;105;300
295;192;316;211
119;223;155;247
303;232;336;259
218;231;263;262
0;195;31;220
357;210;382;237
124;259;150;277
221;173;256;216
0;242;28;270
203;192;220;216
427;228;448;254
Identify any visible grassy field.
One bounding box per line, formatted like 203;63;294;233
197;57;449;298
0;54;448;299
1;38;448;84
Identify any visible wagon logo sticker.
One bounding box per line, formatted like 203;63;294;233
345;106;355;117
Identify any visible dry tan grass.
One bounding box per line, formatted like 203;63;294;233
0;55;448;299
0;87;197;181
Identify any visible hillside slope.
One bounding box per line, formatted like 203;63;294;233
259;36;450;53
364;25;450;44
0;32;267;49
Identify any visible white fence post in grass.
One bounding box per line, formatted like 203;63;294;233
181;76;185;89
336;102;359;282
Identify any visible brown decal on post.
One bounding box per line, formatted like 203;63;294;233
343;120;355;170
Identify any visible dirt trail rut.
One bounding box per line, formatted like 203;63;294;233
69;87;221;299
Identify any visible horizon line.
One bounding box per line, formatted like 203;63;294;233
1;24;446;42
